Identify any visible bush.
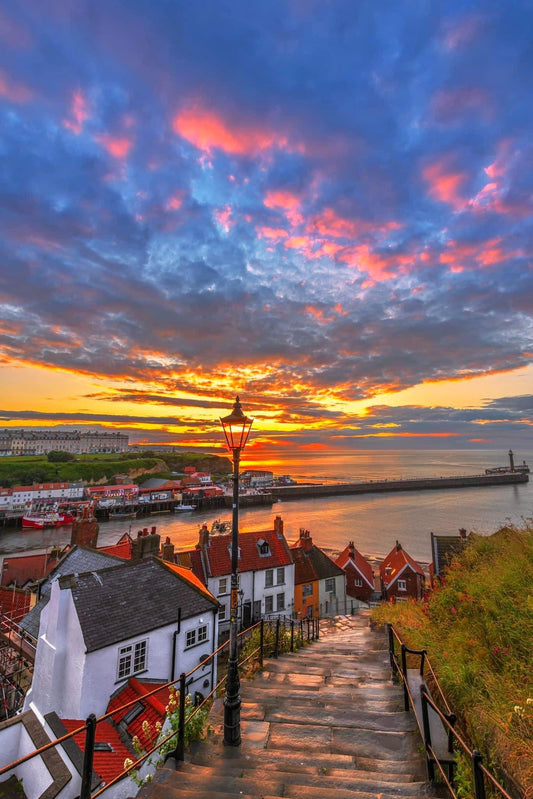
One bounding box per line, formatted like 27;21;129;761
47;450;76;462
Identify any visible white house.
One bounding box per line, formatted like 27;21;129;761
177;515;295;631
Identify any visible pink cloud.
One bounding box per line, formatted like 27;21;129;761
173;103;303;157
63;89;90;135
96;134;134;159
442;14;483;50
422;158;468;211
165;193;184;211
256;226;289;240
264;189;304;226
0;68;32;103
214;205;234;233
308;207;401;239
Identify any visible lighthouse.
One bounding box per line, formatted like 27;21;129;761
508;449;515;472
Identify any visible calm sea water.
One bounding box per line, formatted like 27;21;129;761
1;449;531;565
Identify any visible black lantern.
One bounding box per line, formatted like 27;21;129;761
220;396;253;452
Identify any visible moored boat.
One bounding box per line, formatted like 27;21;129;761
173;503;196;512
22;509;75;529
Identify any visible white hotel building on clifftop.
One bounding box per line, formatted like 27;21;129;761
0;429;129;456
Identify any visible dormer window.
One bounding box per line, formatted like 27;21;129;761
257;539;271;557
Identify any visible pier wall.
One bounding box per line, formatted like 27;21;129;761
270;472;528;501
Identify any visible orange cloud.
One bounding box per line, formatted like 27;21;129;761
304;305;333;324
337;244;413;281
0;68;32;103
173;103;301;157
422;159;468;210
63;89;89;135
309;207;400;239
96;134;133;159
284;236;309;250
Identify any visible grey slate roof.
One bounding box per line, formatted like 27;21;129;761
430;532;468;577
308;546;345;580
60;557;218;653
19;546;126;639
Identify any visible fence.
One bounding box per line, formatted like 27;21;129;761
0;615;319;799
387;623;517;799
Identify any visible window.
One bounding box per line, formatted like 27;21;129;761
325;578;336;595
354;578;362;587
265;595;273;613
276;567;285;585
302;583;313;598
265;569;274;587
186;630;196;647
218;578;227;594
257;539;270;556
219;603;227;621
117;640;147;680
198;625;208;643
276;593;285;611
398;579;407;591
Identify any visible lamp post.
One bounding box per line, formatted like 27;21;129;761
220;396;253;746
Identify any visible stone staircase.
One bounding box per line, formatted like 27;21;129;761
138;613;432;799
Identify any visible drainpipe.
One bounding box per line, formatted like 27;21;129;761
211;606;217;690
171;608;181;681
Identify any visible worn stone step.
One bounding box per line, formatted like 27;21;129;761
243;704;418;732
240;693;405;714
159;762;431;797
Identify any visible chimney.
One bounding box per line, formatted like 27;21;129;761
396;540;402;551
161;535;175;562
274;515;284;538
300;528;313;553
349;541;355;559
197;524;209;550
458;528;467;540
132;528;161;559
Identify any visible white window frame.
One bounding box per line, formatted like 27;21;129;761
354;578;362;587
219;603;227;621
302;583;313;598
265;569;274;588
325;577;336;595
218;578;227;595
265;595;273;614
398;579;407;591
117;639;148;680
186;629;196;648
276;592;285;611
276;567;285;585
198;624;208;643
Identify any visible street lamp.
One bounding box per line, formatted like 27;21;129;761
220;396;253;746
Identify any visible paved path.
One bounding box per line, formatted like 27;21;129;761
139;613;431;799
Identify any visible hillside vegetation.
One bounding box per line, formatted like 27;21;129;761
0;451;231;486
371;525;533;797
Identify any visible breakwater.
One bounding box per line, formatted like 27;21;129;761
270;471;528;501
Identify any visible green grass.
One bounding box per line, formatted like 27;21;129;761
371;525;533;796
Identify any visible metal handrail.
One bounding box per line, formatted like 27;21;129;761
387;623;516;799
0;615;311;796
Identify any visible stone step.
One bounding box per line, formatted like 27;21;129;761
154;762;431;797
242;704;418;732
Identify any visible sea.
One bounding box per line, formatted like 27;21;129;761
1;449;532;566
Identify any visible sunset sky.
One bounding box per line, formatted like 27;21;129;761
1;0;532;457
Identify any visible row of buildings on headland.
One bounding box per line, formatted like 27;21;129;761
0;429;129;456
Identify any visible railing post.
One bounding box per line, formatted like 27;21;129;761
472;750;486;799
274;617;280;658
306;617;310;641
316;617;319;639
387;624;398;681
80;713;96;799
421;686;435;781
290;619;294;652
164;672;186;765
299;618;303;645
401;644;409;711
259;619;264;668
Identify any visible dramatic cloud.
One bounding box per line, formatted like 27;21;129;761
0;0;532;448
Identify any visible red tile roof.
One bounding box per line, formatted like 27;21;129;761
62;718;133;783
99;533;134;559
107;678;171;751
380;542;424;588
291;547;318;585
187;526;293;581
335;542;374;588
1;553;62;588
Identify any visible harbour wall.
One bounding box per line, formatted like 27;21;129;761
270;471;528;501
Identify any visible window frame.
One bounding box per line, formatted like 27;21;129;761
265;569;274;588
276;567;285;585
397;579;407;592
325;577;336;594
117;639;148;681
264;595;273;613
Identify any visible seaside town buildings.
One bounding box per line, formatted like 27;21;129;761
335;541;375;603
291;528;346;617
380;541;426;600
0;429;129;456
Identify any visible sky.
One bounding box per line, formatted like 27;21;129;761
1;0;533;458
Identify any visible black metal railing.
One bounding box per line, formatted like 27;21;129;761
387;623;515;799
0;615;320;798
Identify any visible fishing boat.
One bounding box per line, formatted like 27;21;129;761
22;508;75;529
174;503;196;512
109;510;138;520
